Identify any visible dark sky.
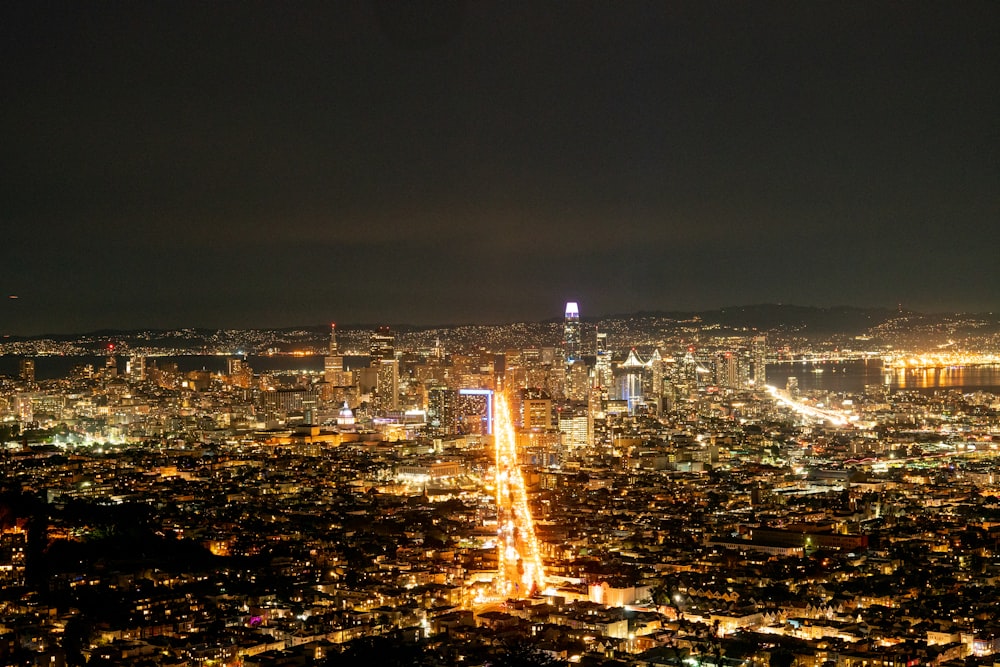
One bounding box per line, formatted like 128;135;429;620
2;1;998;334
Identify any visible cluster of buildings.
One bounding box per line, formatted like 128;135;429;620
0;304;998;666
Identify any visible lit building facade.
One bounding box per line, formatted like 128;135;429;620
563;301;581;365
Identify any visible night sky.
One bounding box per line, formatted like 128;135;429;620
3;2;998;335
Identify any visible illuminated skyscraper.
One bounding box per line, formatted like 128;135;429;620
18;358;35;385
374;359;399;413
104;353;118;379
324;323;346;386
14;395;32;424
647;348;673;413
715;351;739;389
594;330;612;389
427;386;457;434
565;359;589;402
457;389;494;435
520;388;553;429
563;302;581;365
559;414;588;448
752;335;767;387
615;348;646;414
228;357;253;388
369;327;395;366
126;355;146;383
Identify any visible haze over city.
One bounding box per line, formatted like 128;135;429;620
3;2;999;335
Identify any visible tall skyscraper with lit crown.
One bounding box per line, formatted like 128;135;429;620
563;302;581;365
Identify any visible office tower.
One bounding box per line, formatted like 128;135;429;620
228;358;253;389
356;367;379;402
325;323;346;386
14;395;33;424
752;335;767;387
427;386;457;434
715;351;740;389
324;355;345;387
587;384;604;447
369;327;395;366
563;301;581;364
260;388;320;415
594;330;612;389
647;349;673;413
647;349;663;396
679;346;699;384
565;359;590;402
18;358;35;385
615;348;646;414
126;355;146;383
374;359;399;413
456;389;494;435
559;414;589;447
520;388;553;429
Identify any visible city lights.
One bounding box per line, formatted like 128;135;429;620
494;391;546;598
3;308;1000;664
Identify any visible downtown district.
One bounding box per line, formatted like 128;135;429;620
1;305;1000;667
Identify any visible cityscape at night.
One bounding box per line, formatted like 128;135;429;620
2;305;1000;666
3;2;1000;666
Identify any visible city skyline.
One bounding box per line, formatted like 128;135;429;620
3;2;999;334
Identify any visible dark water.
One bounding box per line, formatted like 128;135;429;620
6;355;1000;394
766;359;1000;394
0;355;370;380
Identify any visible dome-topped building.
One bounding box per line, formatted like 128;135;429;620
336;402;356;429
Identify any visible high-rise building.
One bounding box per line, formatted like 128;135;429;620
14;394;33;424
324;356;346;387
227;358;253;388
104;354;118;378
615;348;646;414
356;367;379;400
565;359;590;402
427;386;457;434
563;302;581;365
369;327;395;366
325;323;346;386
587;384;605;447
559;414;589;448
715;351;740;389
260;388;319;415
520;388;553;429
594;330;612;389
18;358;35;385
378;360;400;413
126;355;146;383
752;335;767;387
456;389;494;435
374;359;399;414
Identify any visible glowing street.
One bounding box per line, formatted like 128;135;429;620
493;391;546;598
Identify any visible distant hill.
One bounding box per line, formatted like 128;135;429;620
595;304;901;334
5;304;998;348
698;304;899;333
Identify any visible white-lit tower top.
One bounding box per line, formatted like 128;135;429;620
563;301;581;365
